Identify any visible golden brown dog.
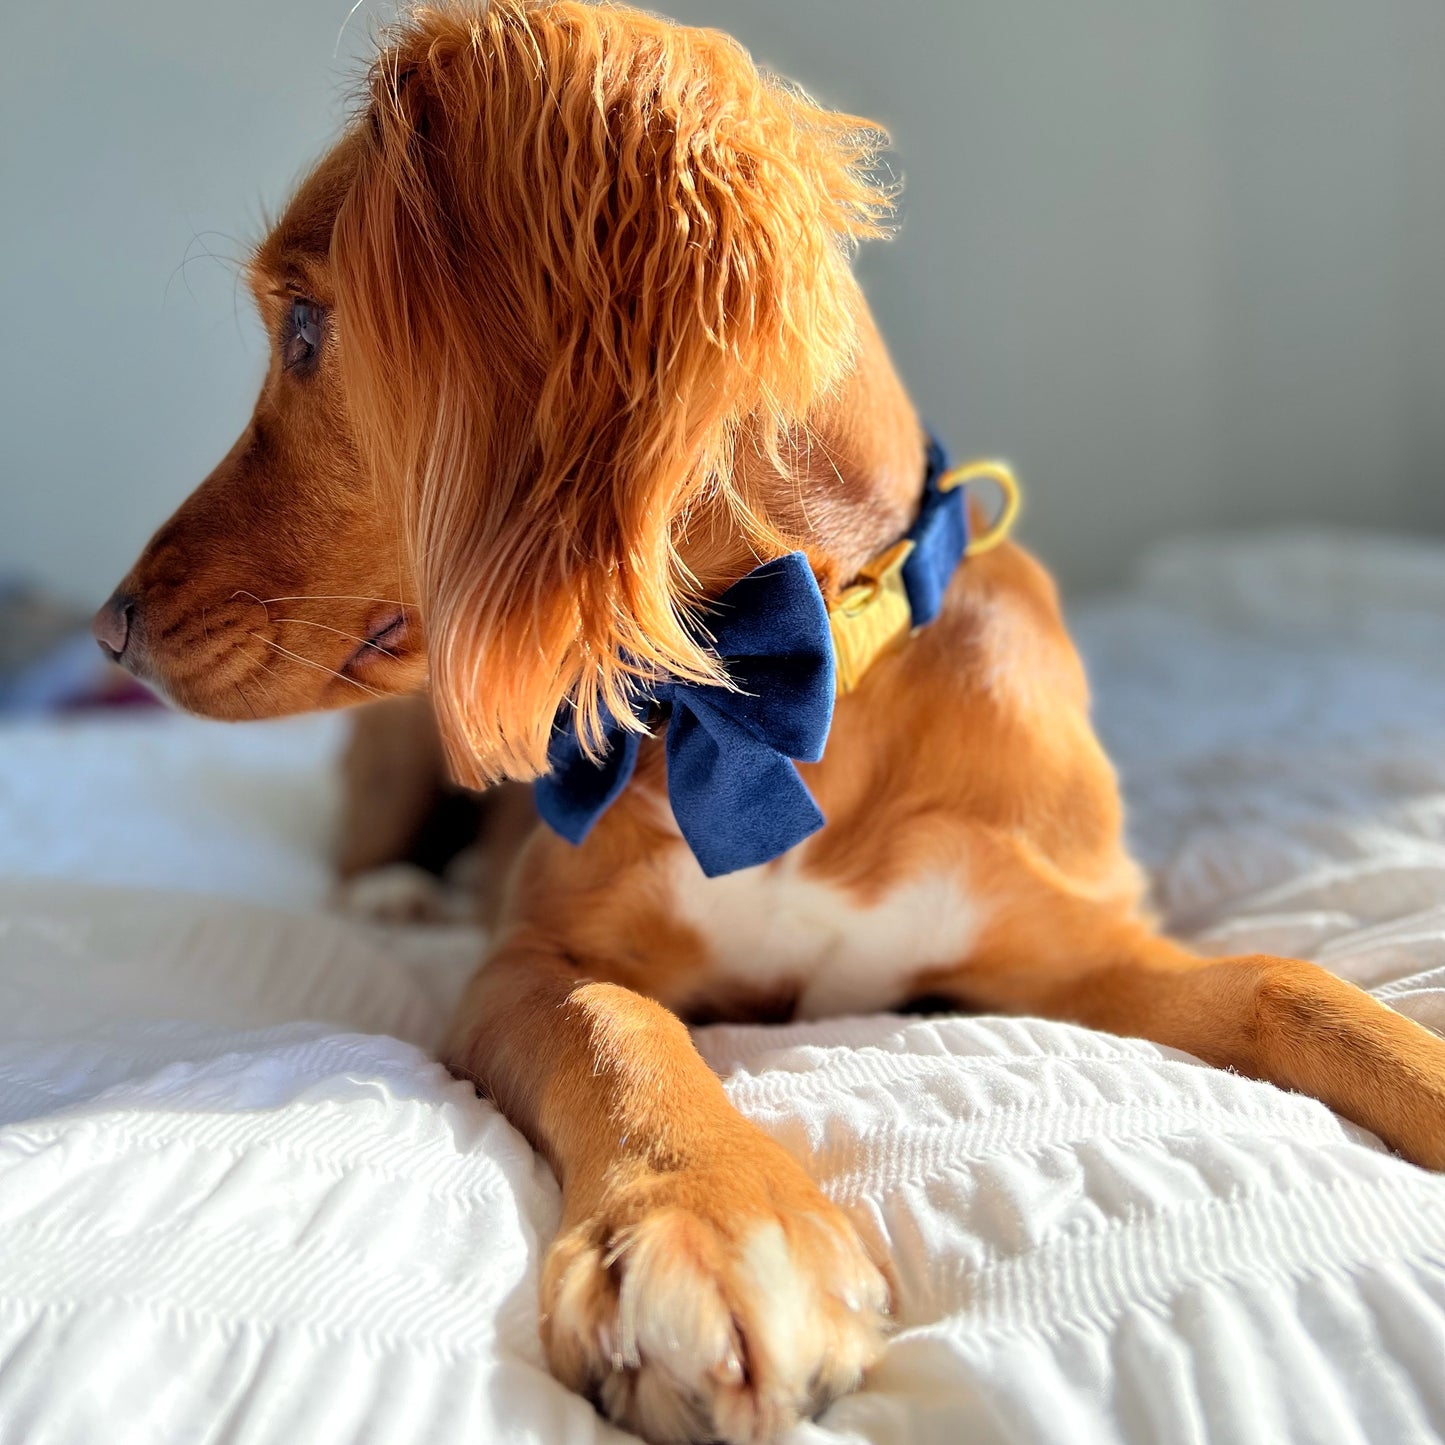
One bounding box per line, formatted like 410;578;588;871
95;4;1445;1440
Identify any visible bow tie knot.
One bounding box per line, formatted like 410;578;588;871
534;552;836;878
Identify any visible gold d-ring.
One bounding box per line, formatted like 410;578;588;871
938;459;1023;556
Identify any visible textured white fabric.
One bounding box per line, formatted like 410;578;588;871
2;531;1445;1444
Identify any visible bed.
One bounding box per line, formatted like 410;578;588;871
1;532;1443;1445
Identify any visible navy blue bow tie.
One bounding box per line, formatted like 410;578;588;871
534;439;970;877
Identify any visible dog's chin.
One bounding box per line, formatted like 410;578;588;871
137;638;431;723
141;668;320;722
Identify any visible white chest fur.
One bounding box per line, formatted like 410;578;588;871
669;853;984;1019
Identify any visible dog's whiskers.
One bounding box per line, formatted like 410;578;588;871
250;635;384;697
334;0;370;59
231;589;273;618
271;616;396;654
232;678;258;720
245;593;414;609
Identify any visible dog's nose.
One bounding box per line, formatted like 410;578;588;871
91;591;135;663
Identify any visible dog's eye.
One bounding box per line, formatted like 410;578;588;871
282;299;324;373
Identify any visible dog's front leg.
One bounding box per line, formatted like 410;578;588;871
443;939;890;1445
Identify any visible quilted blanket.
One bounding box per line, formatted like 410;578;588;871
1;532;1443;1444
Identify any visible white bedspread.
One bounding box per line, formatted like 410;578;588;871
1;532;1444;1445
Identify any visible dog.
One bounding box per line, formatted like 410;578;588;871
93;4;1445;1440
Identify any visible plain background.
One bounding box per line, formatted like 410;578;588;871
4;0;1444;604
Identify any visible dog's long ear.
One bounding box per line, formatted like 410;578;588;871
334;2;891;785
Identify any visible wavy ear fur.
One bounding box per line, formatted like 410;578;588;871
333;0;892;785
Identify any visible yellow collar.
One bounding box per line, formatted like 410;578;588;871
828;458;1021;695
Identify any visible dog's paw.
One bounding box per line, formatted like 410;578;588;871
541;1150;889;1444
332;862;472;924
333;863;449;923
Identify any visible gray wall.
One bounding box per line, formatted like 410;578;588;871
4;0;1444;604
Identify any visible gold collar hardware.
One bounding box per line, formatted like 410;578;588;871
826;458;1023;696
941;458;1023;556
829;539;915;696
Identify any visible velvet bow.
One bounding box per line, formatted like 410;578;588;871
534;553;836;878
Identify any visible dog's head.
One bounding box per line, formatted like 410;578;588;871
97;1;890;785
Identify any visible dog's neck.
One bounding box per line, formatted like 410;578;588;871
689;308;927;600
